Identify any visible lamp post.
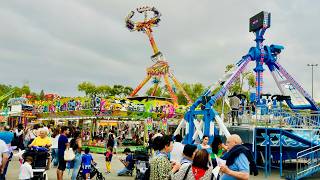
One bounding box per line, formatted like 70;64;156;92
307;63;318;99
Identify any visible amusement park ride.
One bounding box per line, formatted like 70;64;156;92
175;11;319;144
125;6;192;107
171;11;320;179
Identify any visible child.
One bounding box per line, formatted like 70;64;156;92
105;147;113;174
19;156;33;180
82;147;96;180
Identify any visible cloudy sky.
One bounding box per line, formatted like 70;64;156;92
0;0;319;100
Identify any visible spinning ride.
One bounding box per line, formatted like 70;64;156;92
177;11;319;144
125;6;192;107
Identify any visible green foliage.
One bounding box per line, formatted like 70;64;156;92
146;85;163;96
78;82;96;96
0;84;42;108
145;83;206;105
39;90;45;100
177;83;206;105
77;82;133;98
225;64;256;94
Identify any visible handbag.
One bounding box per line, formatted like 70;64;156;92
64;147;75;161
183;165;192;180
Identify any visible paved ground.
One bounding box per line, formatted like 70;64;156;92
6;152;320;180
6;153;134;180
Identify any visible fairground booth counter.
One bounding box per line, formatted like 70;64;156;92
29;95;186;153
6;97;36;128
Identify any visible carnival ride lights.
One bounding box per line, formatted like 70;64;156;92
125;6;192;107
178;11;319;144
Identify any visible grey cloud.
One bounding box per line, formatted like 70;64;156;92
0;0;319;100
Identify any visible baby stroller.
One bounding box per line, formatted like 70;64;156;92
134;150;150;180
76;163;105;180
22;146;50;180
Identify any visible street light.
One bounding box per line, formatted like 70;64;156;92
307;63;318;99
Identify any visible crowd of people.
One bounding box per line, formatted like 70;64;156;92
86;122;145;148
0;124;115;180
146;133;258;180
0;122;258;180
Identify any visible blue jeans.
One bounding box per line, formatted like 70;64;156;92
71;153;82;180
117;167;131;176
51;148;59;166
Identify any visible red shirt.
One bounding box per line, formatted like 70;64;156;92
192;166;206;180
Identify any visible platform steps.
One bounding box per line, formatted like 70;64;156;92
286;145;320;180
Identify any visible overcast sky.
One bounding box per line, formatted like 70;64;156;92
0;0;319;100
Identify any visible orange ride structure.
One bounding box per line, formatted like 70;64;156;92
125;6;192;107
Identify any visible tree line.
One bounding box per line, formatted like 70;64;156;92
0;64;257;108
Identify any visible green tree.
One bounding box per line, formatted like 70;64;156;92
123;86;133;96
78;82;96;96
110;85;133;97
21;85;31;95
39;90;45;100
146;85;163;96
145;83;206;105
96;85;111;97
225;64;255;94
247;73;255;91
77;82;133;97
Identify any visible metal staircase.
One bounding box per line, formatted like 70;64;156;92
286;145;320;179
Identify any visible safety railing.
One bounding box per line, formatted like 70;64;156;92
295;145;320;179
222;105;320;130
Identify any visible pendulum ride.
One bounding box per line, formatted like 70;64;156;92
125;6;192;107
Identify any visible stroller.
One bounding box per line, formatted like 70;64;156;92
76;163;105;180
22;146;50;180
134;150;150;180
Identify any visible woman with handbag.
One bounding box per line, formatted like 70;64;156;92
70;131;82;180
57;126;70;180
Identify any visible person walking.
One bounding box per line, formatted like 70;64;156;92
0;139;9;180
105;147;113;174
0;126;14;145
70;131;82;180
81;147;96;180
18;156;33;180
57;126;70;180
229;93;241;126
170;134;184;163
51;128;60;167
0;126;14;178
15;124;25;150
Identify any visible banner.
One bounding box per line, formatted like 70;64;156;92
160;118;168;133
145;117;153;131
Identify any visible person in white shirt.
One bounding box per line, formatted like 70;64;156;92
19;156;33;180
170;134;184;163
51;128;60;167
0;139;9;179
